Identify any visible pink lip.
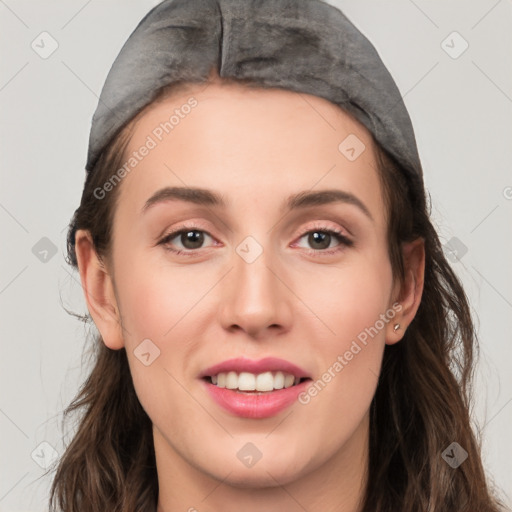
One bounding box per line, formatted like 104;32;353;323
198;356;311;379
201;379;311;419
198;357;312;419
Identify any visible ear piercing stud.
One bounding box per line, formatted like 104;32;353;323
393;323;401;332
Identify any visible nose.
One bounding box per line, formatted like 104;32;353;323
218;242;293;339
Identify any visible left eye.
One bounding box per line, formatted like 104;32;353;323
295;228;353;252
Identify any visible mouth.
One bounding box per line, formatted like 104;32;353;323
202;371;312;394
199;356;313;417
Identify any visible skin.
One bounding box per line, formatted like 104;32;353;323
75;76;425;512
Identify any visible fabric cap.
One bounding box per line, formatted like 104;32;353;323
86;0;424;196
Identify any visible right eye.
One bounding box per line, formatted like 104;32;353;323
159;227;216;255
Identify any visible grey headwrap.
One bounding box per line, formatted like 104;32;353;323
86;0;424;197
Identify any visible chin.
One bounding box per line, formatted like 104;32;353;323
217;465;301;489
201;445;313;489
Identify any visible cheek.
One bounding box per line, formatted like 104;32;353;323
295;245;393;422
114;249;205;346
112;249;212;391
300;241;393;345
117;259;207;430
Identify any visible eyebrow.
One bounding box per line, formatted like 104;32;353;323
141;186;373;221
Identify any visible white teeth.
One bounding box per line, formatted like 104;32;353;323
256;371;274;392
209;371;301;391
226;371;238;389
273;371;285;389
284;374;295;388
238;372;256;390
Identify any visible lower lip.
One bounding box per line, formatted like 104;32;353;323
201;378;311;419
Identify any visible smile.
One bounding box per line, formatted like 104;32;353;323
206;371;306;392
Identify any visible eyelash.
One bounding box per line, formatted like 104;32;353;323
158;222;354;257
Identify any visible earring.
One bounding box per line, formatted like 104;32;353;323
393;323;401;332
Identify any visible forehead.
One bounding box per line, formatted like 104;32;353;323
114;81;384;224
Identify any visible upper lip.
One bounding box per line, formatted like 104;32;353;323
199;357;312;379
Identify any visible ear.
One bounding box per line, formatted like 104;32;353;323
74;229;125;350
386;237;425;345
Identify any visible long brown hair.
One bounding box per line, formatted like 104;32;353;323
48;79;508;512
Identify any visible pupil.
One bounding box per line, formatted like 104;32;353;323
309;231;330;249
182;230;204;249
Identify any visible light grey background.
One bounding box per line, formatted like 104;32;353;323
1;0;511;510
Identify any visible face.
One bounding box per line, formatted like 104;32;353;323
78;79;422;494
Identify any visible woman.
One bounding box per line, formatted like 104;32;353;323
49;0;508;510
